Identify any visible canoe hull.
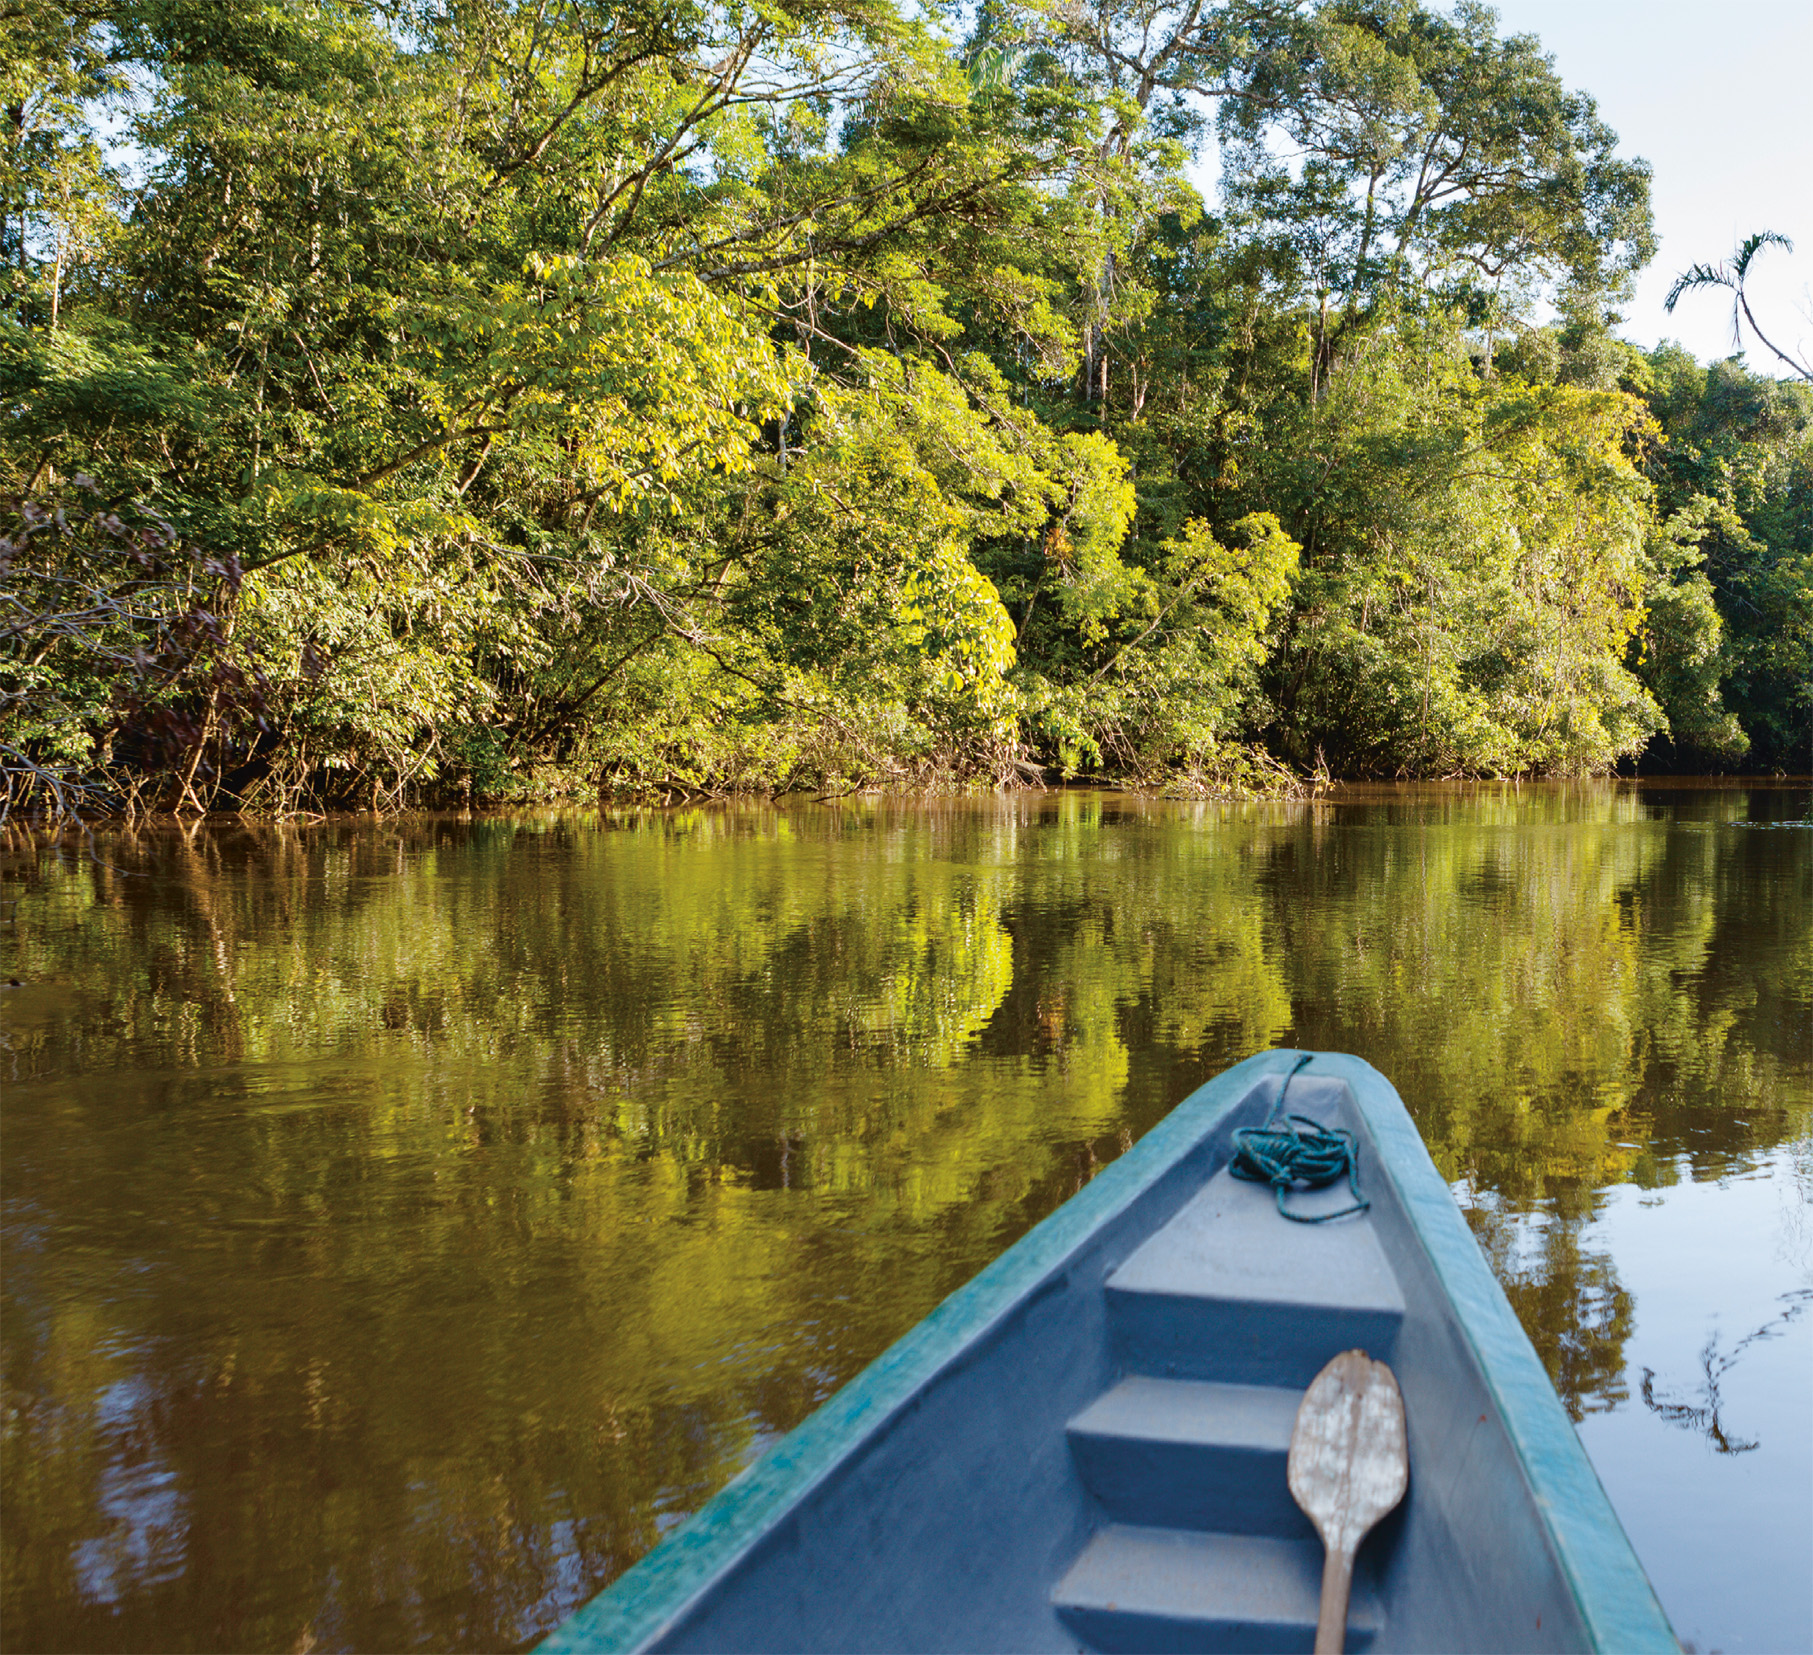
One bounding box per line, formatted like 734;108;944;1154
542;1051;1674;1654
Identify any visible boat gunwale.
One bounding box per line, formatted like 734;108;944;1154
538;1049;1674;1653
1326;1051;1676;1653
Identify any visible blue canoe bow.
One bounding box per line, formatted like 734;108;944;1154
541;1050;1676;1653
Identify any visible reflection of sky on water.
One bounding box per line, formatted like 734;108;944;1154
1470;1144;1812;1655
71;1379;191;1605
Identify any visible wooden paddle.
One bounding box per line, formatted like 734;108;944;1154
1287;1350;1409;1655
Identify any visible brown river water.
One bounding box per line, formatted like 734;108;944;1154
2;784;1808;1654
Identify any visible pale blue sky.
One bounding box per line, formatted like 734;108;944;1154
1487;0;1812;371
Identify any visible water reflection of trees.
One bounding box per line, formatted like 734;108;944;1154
2;788;1808;1650
1458;1190;1634;1420
1639;1291;1812;1455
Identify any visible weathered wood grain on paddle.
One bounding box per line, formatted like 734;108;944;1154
1289;1349;1409;1655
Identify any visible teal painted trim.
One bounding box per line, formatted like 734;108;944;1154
537;1048;1299;1655
542;1049;1676;1654
1321;1053;1677;1653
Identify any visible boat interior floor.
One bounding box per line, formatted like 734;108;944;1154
1051;1166;1406;1654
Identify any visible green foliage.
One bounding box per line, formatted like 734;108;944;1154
1242;322;1664;775
1218;0;1654;384
1633;348;1813;769
2;0;1804;812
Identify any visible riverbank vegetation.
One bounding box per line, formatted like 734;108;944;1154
4;0;1809;814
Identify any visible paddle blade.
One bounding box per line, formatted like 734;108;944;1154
1288;1349;1408;1557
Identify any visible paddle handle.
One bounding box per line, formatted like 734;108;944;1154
1314;1544;1355;1655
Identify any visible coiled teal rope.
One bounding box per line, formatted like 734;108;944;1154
1230;1054;1370;1223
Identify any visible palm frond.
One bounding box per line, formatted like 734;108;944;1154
1664;262;1731;313
1731;229;1793;281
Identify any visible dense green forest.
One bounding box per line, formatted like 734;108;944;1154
3;0;1809;813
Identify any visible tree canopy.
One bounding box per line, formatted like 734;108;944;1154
3;0;1806;814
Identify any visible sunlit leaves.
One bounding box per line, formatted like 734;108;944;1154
1248;321;1667;775
1221;0;1655;320
3;0;1795;806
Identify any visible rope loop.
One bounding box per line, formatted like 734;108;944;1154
1229;1054;1370;1223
